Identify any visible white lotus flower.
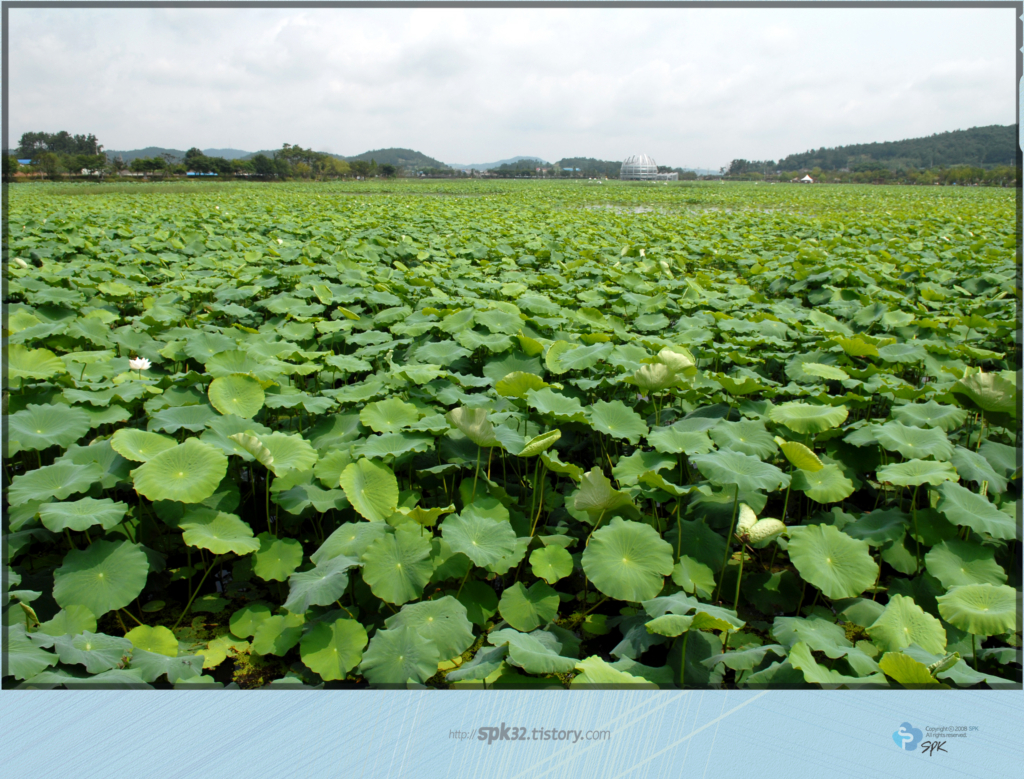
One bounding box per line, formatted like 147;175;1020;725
129;357;151;371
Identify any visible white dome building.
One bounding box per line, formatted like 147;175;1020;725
620;154;678;181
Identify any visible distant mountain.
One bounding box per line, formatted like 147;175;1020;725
344;148;450;170
107;147;253;163
777;125;1017;171
449;156;548;171
105;147;187;163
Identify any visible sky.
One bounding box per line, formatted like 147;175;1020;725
5;6;1018;169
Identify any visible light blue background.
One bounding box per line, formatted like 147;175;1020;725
3;3;1023;777
2;688;1023;777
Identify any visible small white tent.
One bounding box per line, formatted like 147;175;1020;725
799;175;814;183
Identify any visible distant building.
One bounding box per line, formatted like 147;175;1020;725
620;154;678;181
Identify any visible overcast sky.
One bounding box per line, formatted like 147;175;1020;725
6;6;1017;168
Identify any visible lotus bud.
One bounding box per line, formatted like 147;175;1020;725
747;518;787;544
735;503;758;536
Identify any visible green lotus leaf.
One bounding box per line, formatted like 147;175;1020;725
8;344;67;380
526;388;588;424
384;596;475;661
842;508;908;547
490;628;577;675
52;631;133;674
949;446;1007;495
529;546;574;585
979;441;1019;479
313;450;353;488
710;419;777;459
495;371;550;400
208;373;266;419
788;641;886;686
876;459;958;487
252;532;304;581
8;461;104;507
339;458;399;522
7;625;58;680
38;498;128;533
53;540;149;618
455;580;499;627
539;449;584;481
612;450;677;487
110;428;178;462
446;406;500;447
359;397;420;433
147;404;218;434
359;625;441;685
412;340;470;366
446;645;509;682
690;450;790;492
769;402;849;435
312;522;390;565
643;591;745;632
867;594;946;655
924;540;1007;589
645;614;694;637
498;581;560;631
589;400;649;444
131;439;228;503
671;556;716;598
128;649;203;684
877;342;926;363
361;524;433;605
441;505;517;568
791;464;855;503
787;524;878;599
352;431;434;460
8;404;90;451
874;421;953;461
519;429;561;458
394;503;456;528
253;432;318;476
892;401;968;432
574;468;636;519
229;601;273;638
950;371;1017;416
778;440;823;472
300;618;368;681
582;517;673;602
647;424;714;456
179;509;259;555
936;583;1017;636
283;555;360;613
37;605;97;637
877;652;948;688
542;340;576;374
125;625;178;657
936;482;1016;540
802;362;850;381
252;612;304;656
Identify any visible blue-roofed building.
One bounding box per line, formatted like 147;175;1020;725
17;159;32;165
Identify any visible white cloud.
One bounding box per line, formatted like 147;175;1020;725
6;6;1016;167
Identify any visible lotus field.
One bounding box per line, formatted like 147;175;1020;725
3;180;1020;689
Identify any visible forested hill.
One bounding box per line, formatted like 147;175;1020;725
778;125;1017;171
345;148;450;170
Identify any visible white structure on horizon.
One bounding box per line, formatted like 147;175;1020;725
620;154;678;181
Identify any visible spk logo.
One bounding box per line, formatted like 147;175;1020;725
893;722;923;751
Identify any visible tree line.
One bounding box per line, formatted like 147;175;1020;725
723;157;1018;187
4;132;404;181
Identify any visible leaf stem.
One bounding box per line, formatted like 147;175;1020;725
121;608;144;627
713;484;740;602
471;446;482;503
584;509;606;547
172;556;220;631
